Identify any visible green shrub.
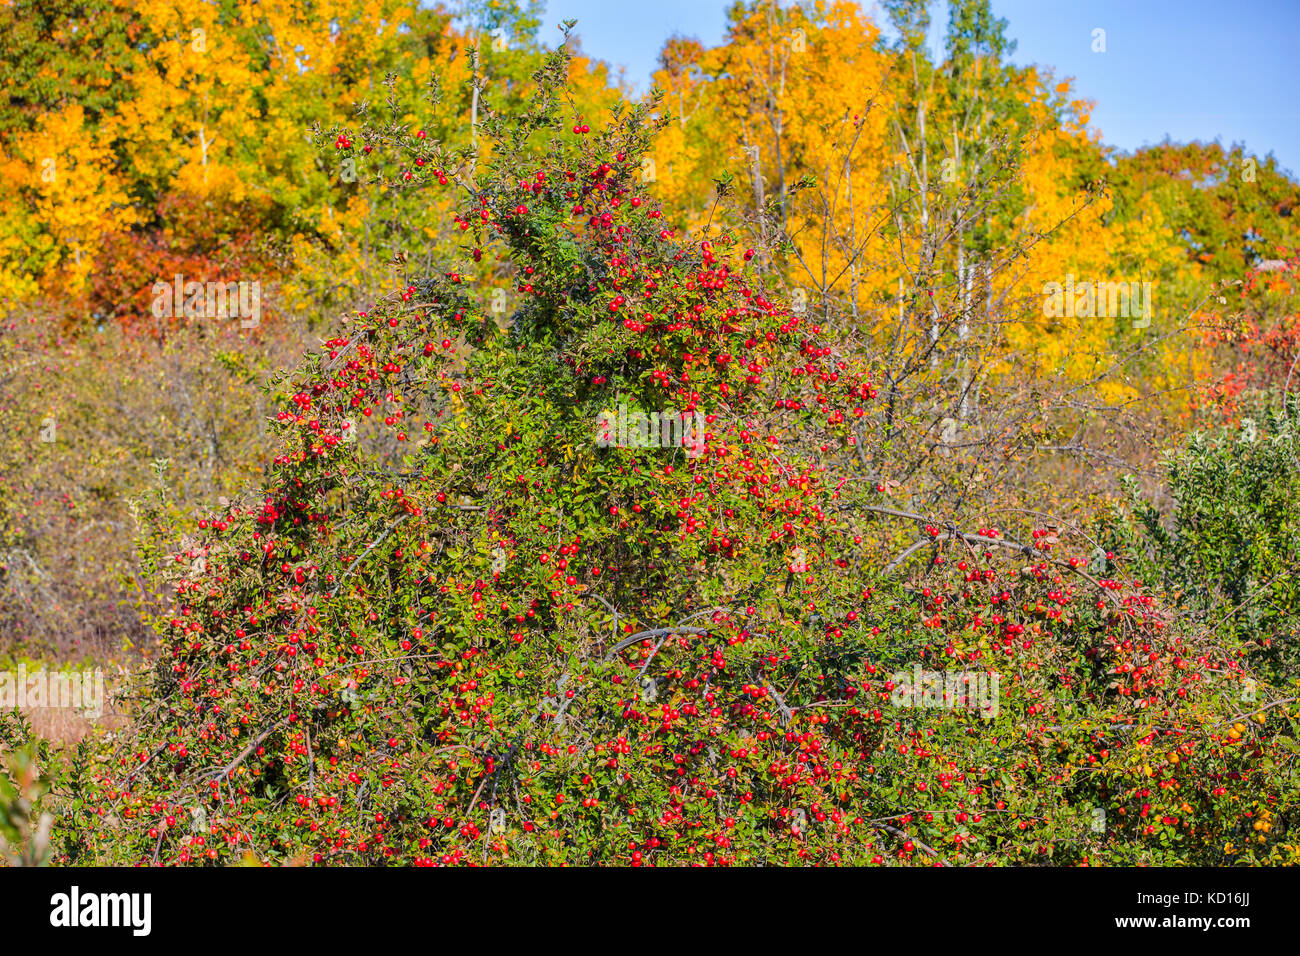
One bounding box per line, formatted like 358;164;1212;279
1108;410;1300;684
40;38;1299;868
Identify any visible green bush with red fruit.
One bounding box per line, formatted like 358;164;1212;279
27;36;1295;867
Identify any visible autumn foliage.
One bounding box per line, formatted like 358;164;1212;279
1;1;1299;867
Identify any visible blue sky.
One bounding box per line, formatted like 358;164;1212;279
537;0;1300;178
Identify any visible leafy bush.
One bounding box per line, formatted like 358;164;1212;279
0;715;53;866
1108;410;1300;684
35;39;1294;868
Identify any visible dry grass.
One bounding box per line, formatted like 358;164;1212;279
5;670;130;745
